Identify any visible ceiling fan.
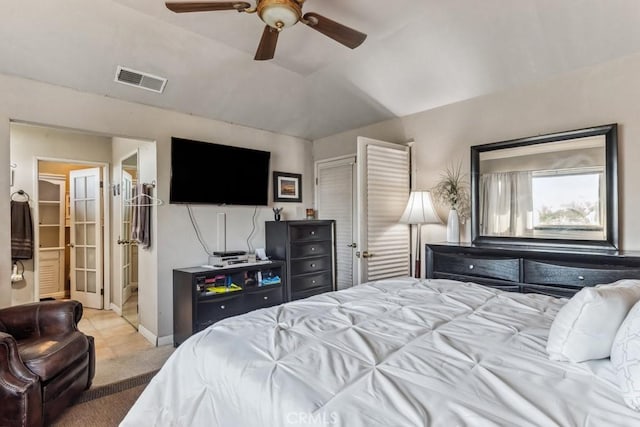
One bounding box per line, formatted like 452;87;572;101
165;1;367;60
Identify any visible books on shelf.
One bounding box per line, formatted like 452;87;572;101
204;283;242;295
260;276;281;286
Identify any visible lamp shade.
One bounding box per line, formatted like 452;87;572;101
399;191;442;225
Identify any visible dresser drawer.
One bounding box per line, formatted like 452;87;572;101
523;260;640;287
290;241;332;259
290;271;333;293
196;293;245;326
290;224;332;242
291;285;333;301
521;284;581;298
433;252;520;282
290;256;331;276
245;286;283;310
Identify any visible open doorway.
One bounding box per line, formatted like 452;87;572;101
10;122;155;340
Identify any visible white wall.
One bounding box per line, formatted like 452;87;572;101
0;74;312;345
314;52;640;252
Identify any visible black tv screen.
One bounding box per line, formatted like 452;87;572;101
170;137;271;205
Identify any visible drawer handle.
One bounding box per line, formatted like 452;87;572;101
263;296;269;300
578;275;585;281
311;247;316;251
220;305;225;309
310;231;316;235
310;263;316;268
469;264;474;270
312;280;316;284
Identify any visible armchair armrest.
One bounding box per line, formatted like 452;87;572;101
0;332;42;427
0;300;83;340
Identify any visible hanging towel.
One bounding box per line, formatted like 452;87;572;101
131;183;152;249
11;200;34;260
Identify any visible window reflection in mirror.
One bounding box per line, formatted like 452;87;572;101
471;124;618;249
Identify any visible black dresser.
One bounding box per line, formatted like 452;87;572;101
426;243;640;298
173;262;284;346
266;220;336;301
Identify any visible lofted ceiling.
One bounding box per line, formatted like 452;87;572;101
1;1;640;140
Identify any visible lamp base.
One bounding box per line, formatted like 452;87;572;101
414;259;421;278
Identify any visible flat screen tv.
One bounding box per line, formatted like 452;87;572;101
170;137;271;205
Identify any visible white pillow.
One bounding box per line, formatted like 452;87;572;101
611;299;640;410
546;280;640;363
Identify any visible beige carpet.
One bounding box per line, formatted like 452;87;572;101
52;344;175;426
93;344;175;387
52;384;147;427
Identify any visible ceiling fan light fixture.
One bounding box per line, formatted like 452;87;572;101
257;0;301;29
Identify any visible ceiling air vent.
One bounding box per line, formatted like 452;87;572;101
115;66;167;93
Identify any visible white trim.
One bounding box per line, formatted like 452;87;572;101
158;334;174;347
110;302;122;316
138;323;157;346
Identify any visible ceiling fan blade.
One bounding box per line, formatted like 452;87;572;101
254;25;279;61
165;2;251;13
302;12;367;49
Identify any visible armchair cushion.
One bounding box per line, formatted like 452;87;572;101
18;331;90;381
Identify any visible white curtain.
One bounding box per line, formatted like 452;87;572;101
480;171;533;237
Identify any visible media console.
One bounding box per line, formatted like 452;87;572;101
172;261;285;347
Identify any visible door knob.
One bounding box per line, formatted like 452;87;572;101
362;251;373;258
347;243;357;248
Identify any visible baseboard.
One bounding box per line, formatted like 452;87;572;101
138;324;156;345
110;302;122;316
157;334;174;347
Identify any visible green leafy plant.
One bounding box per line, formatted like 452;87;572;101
432;162;470;223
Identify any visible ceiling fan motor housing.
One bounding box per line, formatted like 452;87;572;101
257;0;302;29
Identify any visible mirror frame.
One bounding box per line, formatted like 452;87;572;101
470;123;618;250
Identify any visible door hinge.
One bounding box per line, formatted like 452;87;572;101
100;181;104;188
315;177;318;185
100;288;104;295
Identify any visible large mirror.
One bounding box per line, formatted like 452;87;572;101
471;124;618;250
121;152;139;328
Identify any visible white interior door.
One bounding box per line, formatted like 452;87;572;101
356;137;410;283
316;156;357;290
70;167;103;309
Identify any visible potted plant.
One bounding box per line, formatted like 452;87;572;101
432;162;470;242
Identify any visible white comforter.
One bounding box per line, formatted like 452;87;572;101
121;278;640;427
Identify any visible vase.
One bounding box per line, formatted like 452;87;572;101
447;208;460;243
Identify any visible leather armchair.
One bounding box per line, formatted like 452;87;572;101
0;300;95;427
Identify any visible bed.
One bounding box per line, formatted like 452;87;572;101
121;277;640;426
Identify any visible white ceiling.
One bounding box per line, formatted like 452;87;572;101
2;0;640;140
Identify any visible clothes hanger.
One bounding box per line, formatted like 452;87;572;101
124;192;164;207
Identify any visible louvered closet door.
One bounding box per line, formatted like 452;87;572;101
316;156;356;290
357;137;410;282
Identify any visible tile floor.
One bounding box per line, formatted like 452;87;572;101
78;307;154;362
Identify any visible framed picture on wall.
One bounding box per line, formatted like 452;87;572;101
273;171;302;202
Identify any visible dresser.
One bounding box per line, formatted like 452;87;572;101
266;220;336;301
426;243;640;298
173;261;284;346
